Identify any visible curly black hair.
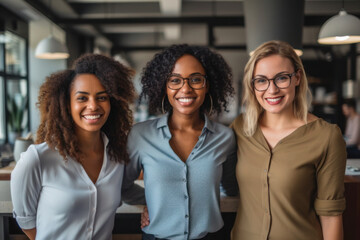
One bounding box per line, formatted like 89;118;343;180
140;44;234;115
36;54;135;164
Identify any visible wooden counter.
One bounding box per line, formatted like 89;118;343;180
343;159;360;240
0;161;14;181
1;160;360;240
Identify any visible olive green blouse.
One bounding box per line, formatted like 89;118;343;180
230;115;346;240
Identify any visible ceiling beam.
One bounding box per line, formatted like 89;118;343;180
58;16;245;25
24;0;59;23
56;15;360;27
111;43;331;54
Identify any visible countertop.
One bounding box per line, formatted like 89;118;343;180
0;179;239;215
1;159;360;215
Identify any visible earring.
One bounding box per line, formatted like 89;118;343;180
162;96;166;114
208;94;213;115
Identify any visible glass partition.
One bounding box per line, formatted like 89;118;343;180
6;79;28;142
5;31;26;76
0;42;4;72
0;77;4;143
0;31;28;143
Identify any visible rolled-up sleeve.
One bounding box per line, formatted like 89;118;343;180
315;125;347;216
10;145;42;229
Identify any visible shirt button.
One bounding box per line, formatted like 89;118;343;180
265;209;268;213
191;152;194;155
263;183;266;187
184;195;188;199
183;178;187;182
184;231;188;235
264;169;267;173
185;214;189;218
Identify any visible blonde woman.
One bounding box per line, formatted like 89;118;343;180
231;41;346;240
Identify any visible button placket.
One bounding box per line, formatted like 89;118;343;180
87;185;97;239
261;152;272;238
183;163;189;238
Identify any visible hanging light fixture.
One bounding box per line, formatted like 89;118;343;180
318;0;360;45
35;0;69;59
35;36;69;59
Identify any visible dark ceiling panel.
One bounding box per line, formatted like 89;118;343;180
68;2;160;15
56;15;360;27
58;16;244;25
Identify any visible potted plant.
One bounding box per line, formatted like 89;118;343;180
6;93;27;143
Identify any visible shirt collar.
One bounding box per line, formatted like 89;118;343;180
156;113;215;139
101;131;109;147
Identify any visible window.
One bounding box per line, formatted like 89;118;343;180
0;77;4;141
0;31;29;143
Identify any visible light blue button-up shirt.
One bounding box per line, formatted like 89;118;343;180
11;133;125;240
123;114;238;240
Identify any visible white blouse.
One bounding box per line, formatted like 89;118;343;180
11;134;124;240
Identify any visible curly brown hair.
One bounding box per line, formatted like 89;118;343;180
36;54;135;163
140;44;234;115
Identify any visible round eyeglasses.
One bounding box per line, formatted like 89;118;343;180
252;72;297;92
167;74;206;90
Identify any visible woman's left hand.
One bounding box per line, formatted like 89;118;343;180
141;206;150;229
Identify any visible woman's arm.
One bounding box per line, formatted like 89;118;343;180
319;215;343;240
221;151;238;196
22;228;36;240
220;131;238;196
10;145;42;233
121;126;146;205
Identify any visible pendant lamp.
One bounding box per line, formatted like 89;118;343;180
34;0;69;59
318;3;360;45
35;36;69;59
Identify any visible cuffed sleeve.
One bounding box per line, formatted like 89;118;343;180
314;198;346;216
10;145;42;229
315;125;347;216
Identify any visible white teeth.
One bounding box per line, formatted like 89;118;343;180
267;97;282;102
84;115;100;120
178;98;194;103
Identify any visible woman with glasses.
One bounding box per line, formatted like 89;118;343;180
122;44;238;239
230;41;346;240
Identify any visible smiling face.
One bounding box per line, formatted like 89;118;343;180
70;74;110;136
253;54;300;116
166;54;208;117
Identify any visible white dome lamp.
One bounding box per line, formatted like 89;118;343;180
35;35;69;59
318;6;360;45
34;0;69;59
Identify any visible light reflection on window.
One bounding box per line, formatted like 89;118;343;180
5;31;26;76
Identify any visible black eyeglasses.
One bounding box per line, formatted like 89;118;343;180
167;74;206;90
252;71;297;92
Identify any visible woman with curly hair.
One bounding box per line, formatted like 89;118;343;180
123;44;238;239
11;54;142;240
230;41;346;240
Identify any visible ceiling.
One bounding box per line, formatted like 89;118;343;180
1;0;360;55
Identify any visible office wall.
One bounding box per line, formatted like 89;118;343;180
28;20;67;134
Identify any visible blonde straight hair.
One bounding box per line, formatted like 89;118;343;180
242;40;312;136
